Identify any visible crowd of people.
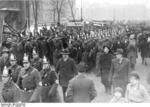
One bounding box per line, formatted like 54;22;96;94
0;23;150;103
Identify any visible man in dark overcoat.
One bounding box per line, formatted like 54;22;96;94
66;62;97;102
56;49;77;101
109;49;130;95
99;46;113;94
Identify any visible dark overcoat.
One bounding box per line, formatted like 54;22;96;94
99;53;113;86
40;68;59;102
109;58;130;93
56;58;77;87
66;74;97;102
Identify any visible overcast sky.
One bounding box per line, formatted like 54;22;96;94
75;0;150;20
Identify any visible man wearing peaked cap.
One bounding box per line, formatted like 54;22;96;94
56;48;77;101
1;65;21;103
8;53;22;83
31;49;43;72
39;56;59;102
17;54;41;102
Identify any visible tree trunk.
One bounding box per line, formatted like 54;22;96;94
57;11;60;26
34;7;38;32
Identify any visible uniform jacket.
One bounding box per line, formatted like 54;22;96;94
0;56;10;81
66;74;97;102
17;66;41;102
8;64;22;83
2;79;20;102
41;68;57;86
31;57;43;72
17;66;41;90
40;68;58;102
56;58;77;87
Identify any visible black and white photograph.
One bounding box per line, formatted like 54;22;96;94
0;0;150;104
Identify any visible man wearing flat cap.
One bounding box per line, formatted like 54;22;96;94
109;48;130;96
56;49;77;101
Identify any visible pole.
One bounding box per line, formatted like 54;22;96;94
113;6;115;21
27;0;30;29
81;0;83;21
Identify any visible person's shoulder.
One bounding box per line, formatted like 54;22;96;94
68;77;76;85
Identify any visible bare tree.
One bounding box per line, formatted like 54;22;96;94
68;0;76;22
31;0;39;32
50;0;67;26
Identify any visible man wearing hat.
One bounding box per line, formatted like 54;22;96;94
31;49;43;72
109;48;130;96
127;35;138;70
98;46;113;94
56;49;77;101
8;54;22;83
66;62;97;102
0;48;10;82
17;54;41;102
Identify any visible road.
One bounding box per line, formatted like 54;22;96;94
86;53;150;103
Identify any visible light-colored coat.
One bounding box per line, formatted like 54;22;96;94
66;74;97;103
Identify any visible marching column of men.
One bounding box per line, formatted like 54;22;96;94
1;26;150;103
